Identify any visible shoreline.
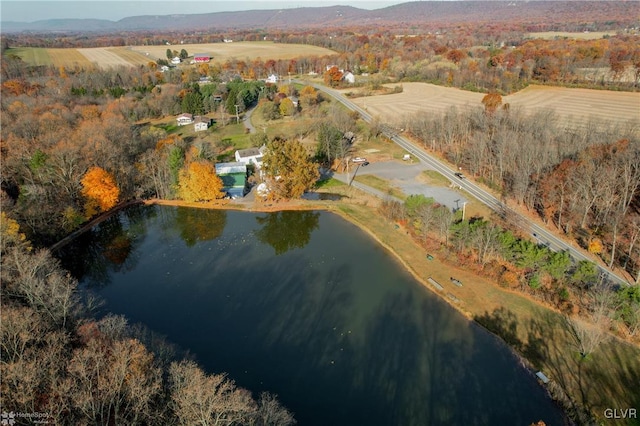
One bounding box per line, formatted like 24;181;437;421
55;196;640;425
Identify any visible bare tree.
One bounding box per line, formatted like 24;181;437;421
253;392;296;426
169;360;257;426
566;316;610;360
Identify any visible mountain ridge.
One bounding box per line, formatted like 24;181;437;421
1;2;637;33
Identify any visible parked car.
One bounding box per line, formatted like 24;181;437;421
362;161;370;166
352;157;367;163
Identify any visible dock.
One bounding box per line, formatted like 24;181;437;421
427;277;444;291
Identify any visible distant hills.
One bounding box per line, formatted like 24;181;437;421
2;1;638;33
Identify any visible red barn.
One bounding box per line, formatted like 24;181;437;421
194;54;211;63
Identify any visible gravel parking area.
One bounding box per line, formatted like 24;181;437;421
357;160;467;210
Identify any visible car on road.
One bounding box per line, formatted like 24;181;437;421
352;157;367;163
454;172;465;179
362;161;370;166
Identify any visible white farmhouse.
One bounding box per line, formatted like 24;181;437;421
235;146;266;168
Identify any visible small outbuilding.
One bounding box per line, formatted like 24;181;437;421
215;162;247;198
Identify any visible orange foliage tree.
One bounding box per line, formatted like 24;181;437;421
177;161;224;202
323;66;343;87
81;166;120;217
481;92;503;114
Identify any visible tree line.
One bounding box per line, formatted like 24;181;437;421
401;101;640;285
379;194;640;344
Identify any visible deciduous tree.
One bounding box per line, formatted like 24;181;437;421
177;160;224;202
81;166;120;218
262;137;320;200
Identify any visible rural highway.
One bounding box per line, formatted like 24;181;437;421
301;80;628;286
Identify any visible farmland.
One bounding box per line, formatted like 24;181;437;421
345;82;640;132
9;41;336;69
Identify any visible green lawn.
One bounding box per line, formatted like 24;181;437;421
354;174;406;200
315;177;345;190
6;47;51;66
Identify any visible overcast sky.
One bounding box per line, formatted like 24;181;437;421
1;1;405;22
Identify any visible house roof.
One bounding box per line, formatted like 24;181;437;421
215;162;247;175
194;53;210;57
177;113;193;119
194;116;209;124
236;148;262;158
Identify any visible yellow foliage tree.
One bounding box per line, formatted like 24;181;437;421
588;238;603;254
0;212;30;253
81;166;120;217
177;161;224;202
279;98;295;116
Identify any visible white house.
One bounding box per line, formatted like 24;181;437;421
194;116;210;132
176;113;194;126
266;74;279;84
343;71;355;84
171;57;181;65
235;146;266;168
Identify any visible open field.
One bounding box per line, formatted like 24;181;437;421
130;41;335;63
346;82;640;131
78;47;151;68
47;48;93;68
6;47;51;66
527;31;615;40
10;41;336;69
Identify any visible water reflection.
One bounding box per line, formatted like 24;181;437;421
57;206;566;425
255;210;320;255
56;204;153;286
175;207;227;246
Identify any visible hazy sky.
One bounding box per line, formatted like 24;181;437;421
1;1;404;22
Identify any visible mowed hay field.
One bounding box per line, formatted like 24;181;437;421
347;82;640;131
129;41;335;63
11;41;335;69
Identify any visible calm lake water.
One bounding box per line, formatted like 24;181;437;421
58;205;566;426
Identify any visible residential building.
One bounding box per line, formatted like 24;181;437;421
194;116;210;132
266;74;279;84
176;113;194;126
235;146;265;168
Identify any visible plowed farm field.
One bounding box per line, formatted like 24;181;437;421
346;82;640;132
11;41;335;69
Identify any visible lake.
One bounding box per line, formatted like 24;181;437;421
58;205;566;425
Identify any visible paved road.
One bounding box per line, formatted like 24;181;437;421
302;80;627;286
